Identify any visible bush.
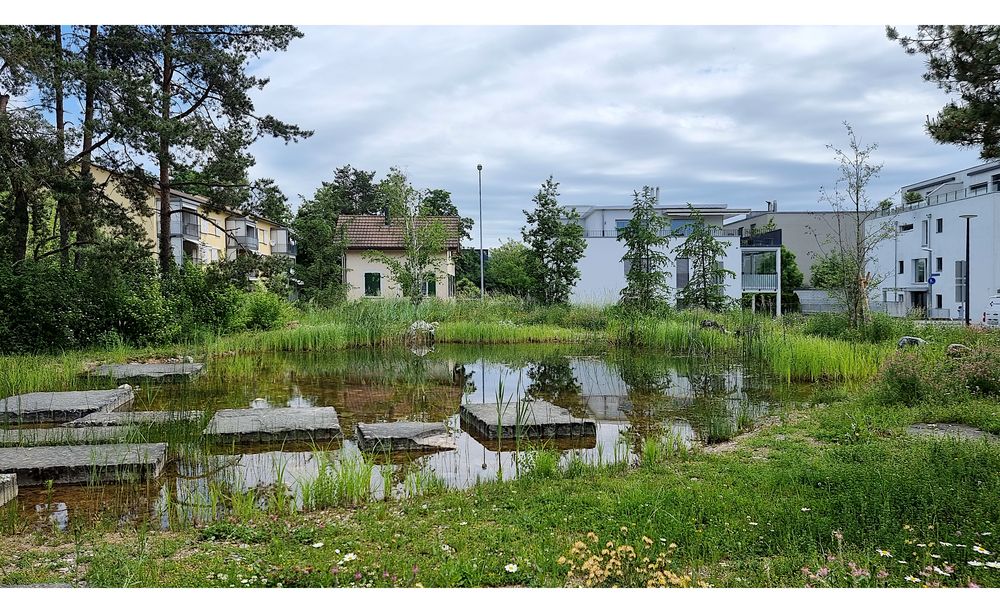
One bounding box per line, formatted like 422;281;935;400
240;290;290;331
877;344;1000;405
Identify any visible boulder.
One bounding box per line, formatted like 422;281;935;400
897;336;927;349
946;343;972;358
407;320;437;346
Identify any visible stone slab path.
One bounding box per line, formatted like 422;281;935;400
204;407;341;444
90;363;205;380
66;410;203;427
0;426;132;447
0;443;168;485
907;423;1000;443
355;421;456;453
461;400;597;440
0;388;134;425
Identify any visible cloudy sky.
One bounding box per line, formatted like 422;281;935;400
245;25;979;247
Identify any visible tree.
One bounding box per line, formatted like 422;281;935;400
485;240;534;297
307;164;379;217
420;188;473;242
292;193;346;306
887;26;1000;158
521;176;586;305
675;205;735;311
617;186;673;313
364;170;449;306
755;245;803;313
817;122;894;328
810;252;852;290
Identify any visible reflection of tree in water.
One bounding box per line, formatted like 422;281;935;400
613;352;676;454
525;356;584;410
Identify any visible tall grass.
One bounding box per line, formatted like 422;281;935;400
299;449;376;509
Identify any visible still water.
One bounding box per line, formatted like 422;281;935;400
16;344;810;530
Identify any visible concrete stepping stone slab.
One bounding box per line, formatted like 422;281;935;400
0;426;132;447
0;443;168;485
907;423;1000;443
0;388;134;425
0;473;15;507
90;362;205;381
355;421;456;453
204;407;341;444
461;400;597;440
66;410;203;427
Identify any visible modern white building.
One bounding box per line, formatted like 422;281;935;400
868;161;1000;321
564;201;782;307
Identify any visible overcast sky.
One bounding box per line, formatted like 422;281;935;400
245;25;981;247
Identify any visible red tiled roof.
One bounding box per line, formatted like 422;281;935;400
337;215;461;250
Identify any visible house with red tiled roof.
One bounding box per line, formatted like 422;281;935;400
337;212;461;300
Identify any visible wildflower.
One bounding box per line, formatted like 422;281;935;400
441;544;453;553
557;556;567;565
877;549;892;558
986;562;1000;570
973;545;991;555
930;554;940;559
620;526;628;534
968;581;981;588
933;566;950;576
505;563;518;573
905;576;921;583
967;560;984;567
897;560;907;565
877;570;889;579
939;541;953;547
916;543;927;548
801;508;811;512
642;536;653;547
749;522;758;526
342;553;358;563
330;567;340;575
312;542;324;548
817;567;831;578
459;521;468;526
981;532;992;536
354;572;362;581
587;532;598;542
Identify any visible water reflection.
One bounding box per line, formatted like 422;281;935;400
18;345;808;530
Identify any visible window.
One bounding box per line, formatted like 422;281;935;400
936;294;943;309
955;261;967;303
364;272;381;297
671;219;694;236
615;219;628;236
913;259;927;283
624;257;652;275
447;274;455;298
899;223;914;232
898;260;904;275
936;218;943;233
992;174;1000;192
422;277;437;297
970;182;988;196
921;220;929;246
676;258;690;289
935;257;943;272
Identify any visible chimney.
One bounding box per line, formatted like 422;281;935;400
383;206;390;226
771;199;777;212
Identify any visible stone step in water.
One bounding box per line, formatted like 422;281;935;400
0;473;15;507
0;443;168;485
0;388;134;425
460;400;597;440
66;410;203;427
0;427;132;447
204;407;341;444
90;362;205;381
355;421;456;453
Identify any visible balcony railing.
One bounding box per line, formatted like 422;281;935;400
742;273;778;291
874;185;1000;218
272;242;297;257
171;212;201;239
228;233;259;251
585;227;739;239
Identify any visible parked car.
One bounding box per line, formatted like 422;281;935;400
984;295;1000;328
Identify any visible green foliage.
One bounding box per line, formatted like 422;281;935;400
618;186;673;313
902;191;923;204
240;289;290;331
675;206;735;312
485;240;534;297
521;176;586;305
420;188;473;242
810;252;854;290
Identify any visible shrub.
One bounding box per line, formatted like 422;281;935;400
240;290;290;331
957;346;1000;397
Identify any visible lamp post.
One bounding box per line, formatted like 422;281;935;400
959;214;977;326
477;164;484;300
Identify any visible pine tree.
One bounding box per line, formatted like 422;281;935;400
521;176;586;305
617;186;672;313
675;205;735;311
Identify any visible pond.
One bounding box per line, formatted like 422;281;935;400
12;344;812;530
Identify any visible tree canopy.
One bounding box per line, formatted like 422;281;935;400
521;176;586;305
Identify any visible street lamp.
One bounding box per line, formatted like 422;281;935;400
477;164;484;301
959;214;977;326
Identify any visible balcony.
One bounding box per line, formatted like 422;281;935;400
171;211;201;239
875;184;999;218
742;273;778;291
584;226;739;239
228;232;259;252
272;241;297;257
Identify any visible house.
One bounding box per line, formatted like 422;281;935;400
337;213;461;300
867;161;1000;320
723;202;860;287
564;199;783;309
89;166;296;267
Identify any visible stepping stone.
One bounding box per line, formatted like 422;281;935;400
0;388;134;425
355;421;456;453
461;400;597;440
66;410;203;427
90;363;205;381
0;427;132;447
0;443;168;485
0;473;15;507
204;407;341;444
907;423;1000;443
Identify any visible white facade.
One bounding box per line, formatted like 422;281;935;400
867;161;1000;321
565;204;750;305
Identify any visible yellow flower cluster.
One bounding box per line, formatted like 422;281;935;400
557;530;709;588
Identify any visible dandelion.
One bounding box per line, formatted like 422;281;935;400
967;560;984;567
973;545;991;555
505;563;518;573
312;542;324;549
905;576;921;583
877;549;892;558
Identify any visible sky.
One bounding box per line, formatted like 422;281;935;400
243;25;981;247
